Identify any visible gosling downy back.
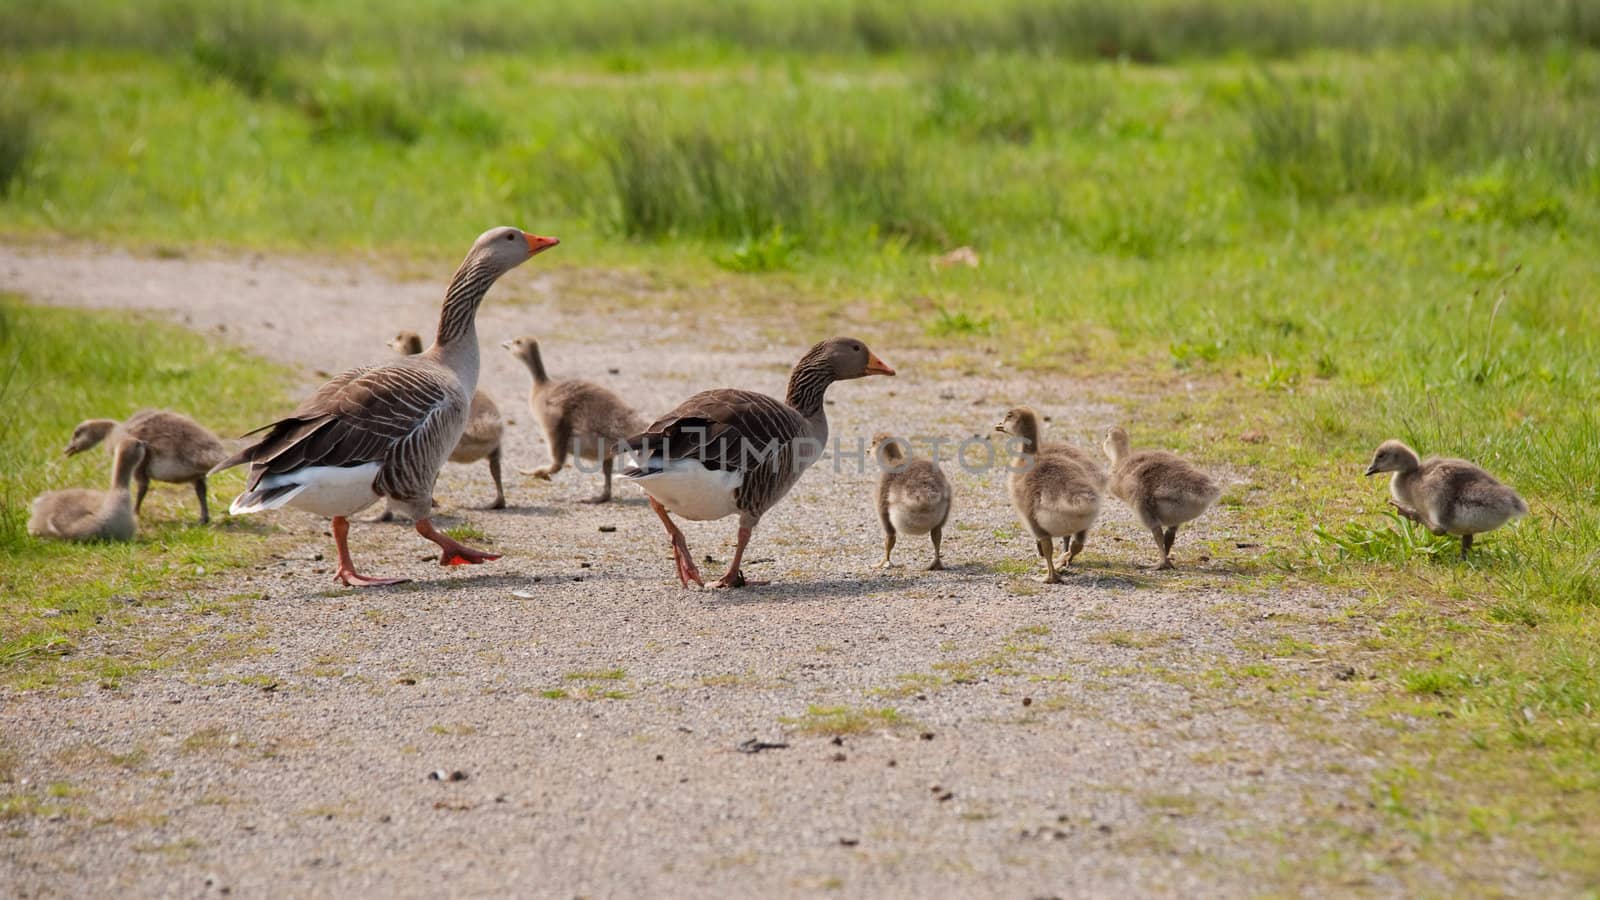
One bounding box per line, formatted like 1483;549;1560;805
29;438;146;542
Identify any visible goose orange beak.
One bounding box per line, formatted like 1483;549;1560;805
864;352;896;377
525;234;560;255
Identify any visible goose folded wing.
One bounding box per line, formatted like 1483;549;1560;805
628;390;805;473
217;365;456;487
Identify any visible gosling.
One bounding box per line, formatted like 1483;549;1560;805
65;410;226;524
30;439;147;542
1365;439;1527;560
384;330;506;516
1103;426;1221;570
996;407;1106;583
871;433;953;570
503;336;647;503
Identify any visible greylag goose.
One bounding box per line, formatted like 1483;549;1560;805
65;410;226;523
871;432;952;570
995;407;1105;583
30;439;146;542
382;330;506;514
623;337;895;588
1365;439;1527;559
212;227;558;586
1103;426;1220;570
501;336;647;503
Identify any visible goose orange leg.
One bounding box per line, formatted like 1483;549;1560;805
331;516;409;586
415;517;501;567
650;498;703;588
714;526;769;589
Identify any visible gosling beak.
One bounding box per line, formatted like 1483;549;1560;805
500;339;515;350
1364;464;1379;477
993;424;1008;434
525;234;560;256
63;445;78;457
864;352;896;377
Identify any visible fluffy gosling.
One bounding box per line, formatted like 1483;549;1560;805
871;433;953;571
1103;426;1221;570
64;410;226;524
1365;439;1527;559
30;439;147;542
502;336;647;504
995;407;1106;583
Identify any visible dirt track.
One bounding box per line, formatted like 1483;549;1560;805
0;243;1488;896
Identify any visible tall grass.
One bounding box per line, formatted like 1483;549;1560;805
595;110;938;246
5;0;1600;60
1240;56;1600;202
0;89;39;198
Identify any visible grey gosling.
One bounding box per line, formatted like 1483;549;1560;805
1103;426;1221;570
1365;439;1527;560
502;336;647;504
995;407;1106;584
871;432;953;570
383;330;507;516
30;438;147;542
65;410;226;523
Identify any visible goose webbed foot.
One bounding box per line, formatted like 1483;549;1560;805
926;558;945;571
337;568;410;587
579;493;611;505
415;518;501;567
521;466;554;481
710;525;766;588
1388;499;1424;525
486;496;507;510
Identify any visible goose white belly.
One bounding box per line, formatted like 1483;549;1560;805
629;458;742;522
231;463;383;518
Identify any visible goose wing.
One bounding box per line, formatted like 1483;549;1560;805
214;361;465;500
624;389;807;474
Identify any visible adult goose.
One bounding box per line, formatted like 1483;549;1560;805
623;337;895;588
212;227;558;586
65;410;227;524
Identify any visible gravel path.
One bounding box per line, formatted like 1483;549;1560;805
2;244;1424;896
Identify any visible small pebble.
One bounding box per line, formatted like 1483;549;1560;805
428;769;468;782
919;732;935;741
598;525;617;533
838;837;859;847
1022;697;1033;707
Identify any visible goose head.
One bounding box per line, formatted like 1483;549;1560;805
468;226;559;275
803;337;895;381
1365;439;1421;476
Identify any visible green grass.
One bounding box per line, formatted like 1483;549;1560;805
780;704;910;736
2;2;1599;885
0;298;293;680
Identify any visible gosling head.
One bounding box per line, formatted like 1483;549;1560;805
64;419;117;456
870;431;908;466
500;335;539;365
465;226;559;276
994;407;1042;448
1103;426;1131;464
1365;440;1421;477
388;330;425;356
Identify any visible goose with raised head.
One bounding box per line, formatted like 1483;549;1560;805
65;410;226;523
212;227;558;586
502;336;647;504
30;438;147;542
1365;439;1527;560
623;337;895;588
1103;426;1220;570
381;330;506;515
871;432;952;571
996;407;1105;583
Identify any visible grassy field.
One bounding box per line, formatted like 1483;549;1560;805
0;298;293;686
1;0;1597;884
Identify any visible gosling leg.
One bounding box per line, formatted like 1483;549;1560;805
927;525;944;571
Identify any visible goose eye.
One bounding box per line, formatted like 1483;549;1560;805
505;233;515;241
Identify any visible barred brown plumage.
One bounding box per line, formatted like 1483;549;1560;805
623;336;895;589
211;226;558;586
